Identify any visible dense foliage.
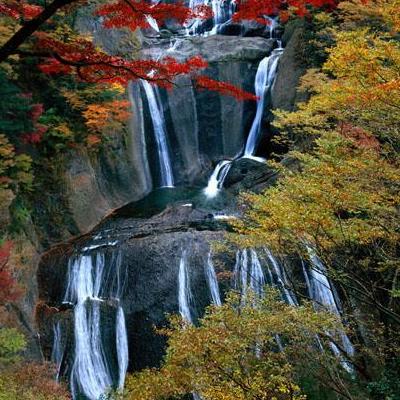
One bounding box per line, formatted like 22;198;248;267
124;291;354;400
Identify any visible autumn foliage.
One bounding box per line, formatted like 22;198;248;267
233;0;338;23
0;0;343;102
0;241;21;305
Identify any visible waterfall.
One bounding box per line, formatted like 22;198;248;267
205;252;222;306
178;250;194;323
304;249;355;360
141;80;174;188
243;46;283;158
204;160;232;198
116;306;129;390
265;249;298;306
51;320;64;382
63;252;129;400
249;249;265;298
145;15;160;32
233;249;266;301
265;16;278;39
203;44;284;198
186;0;235;35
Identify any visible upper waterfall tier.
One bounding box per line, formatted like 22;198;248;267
131;36;275;187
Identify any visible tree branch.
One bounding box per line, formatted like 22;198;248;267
0;0;77;64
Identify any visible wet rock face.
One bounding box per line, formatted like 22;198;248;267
37;205;236;372
135;35;275;186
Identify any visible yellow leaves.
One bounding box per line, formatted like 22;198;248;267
0;134;32;189
233;131;400;257
338;0;400;34
124;291;340;400
53;123;72;138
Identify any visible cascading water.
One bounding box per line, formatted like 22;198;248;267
141;80;174;188
51;320;64;382
265;16;278;39
304;249;355;360
116;306;129;390
203;160;232;198
186;0;236;35
178;250;194;323
233;249;266;301
204;41;283;198
243;45;283;158
60;251;129;400
205;252;222;306
264;248;298;306
249;249;265;298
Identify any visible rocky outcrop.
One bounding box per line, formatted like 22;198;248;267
271;21;308;111
37;204;236;371
65;128;152;234
134;35;275;186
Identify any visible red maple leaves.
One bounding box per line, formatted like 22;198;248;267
21;102;47;144
36;35;256;100
0;1;43;20
1;0;341;100
96;0;212;31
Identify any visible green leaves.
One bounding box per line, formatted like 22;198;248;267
0;328;26;365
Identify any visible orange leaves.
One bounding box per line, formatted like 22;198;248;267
82;100;131;134
338;122;380;151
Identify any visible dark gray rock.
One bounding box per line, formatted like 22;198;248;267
37;204;236;372
271;22;308;111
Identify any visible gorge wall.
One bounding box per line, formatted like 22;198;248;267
13;14;311;399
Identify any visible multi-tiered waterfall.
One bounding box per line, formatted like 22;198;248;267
37;6;356;399
204;41;283;198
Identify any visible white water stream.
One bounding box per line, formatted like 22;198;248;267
178;250;194;323
59;252;129;400
141;80;174;188
205;252;222;306
204;41;283;198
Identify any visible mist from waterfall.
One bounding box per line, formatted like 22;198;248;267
205;252;222;306
243;46;283;158
141;80;174;188
60;251;129;400
178;250;194;323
